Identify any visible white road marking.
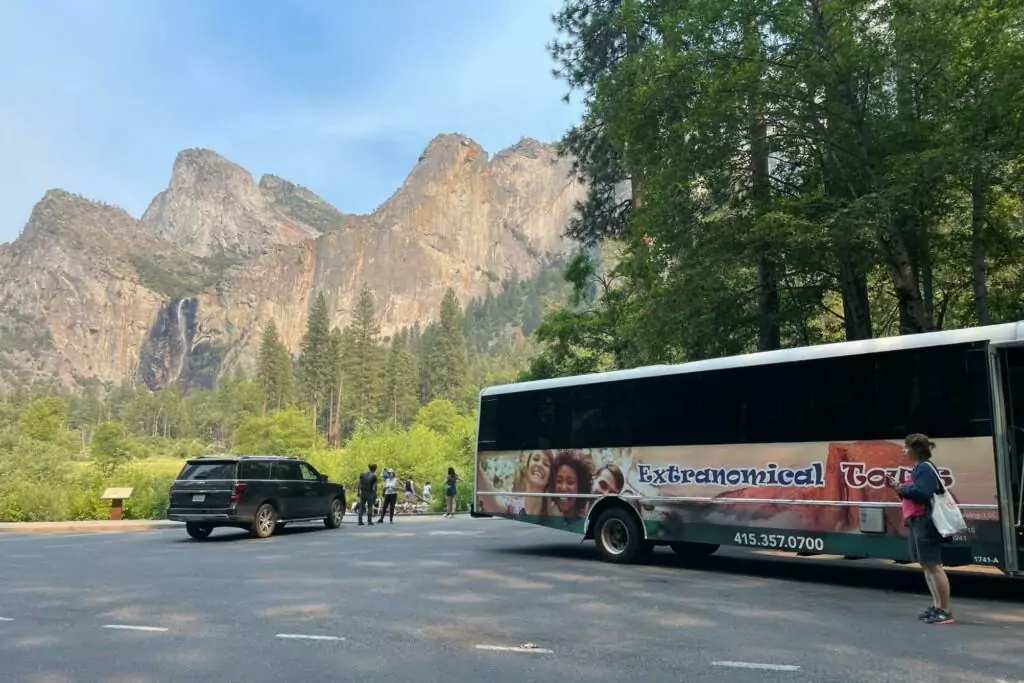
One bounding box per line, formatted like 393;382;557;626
427;530;482;536
712;661;801;672
275;633;344;641
475;644;554;654
0;617;13;621
102;624;168;632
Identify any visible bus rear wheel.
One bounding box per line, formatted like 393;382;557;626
594;507;643;564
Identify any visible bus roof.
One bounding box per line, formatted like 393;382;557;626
481;321;1024;397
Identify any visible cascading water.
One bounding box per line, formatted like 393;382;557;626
171;298;187;383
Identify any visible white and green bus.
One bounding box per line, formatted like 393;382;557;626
472;322;1024;576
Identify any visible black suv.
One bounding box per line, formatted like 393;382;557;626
166;455;346;540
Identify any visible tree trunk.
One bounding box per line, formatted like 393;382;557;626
878;215;931;334
971;167;990;326
810;0;872;341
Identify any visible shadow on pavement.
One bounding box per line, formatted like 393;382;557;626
170;524;333;544
489;542;1024;603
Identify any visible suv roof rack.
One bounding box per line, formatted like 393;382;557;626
192;454;299;460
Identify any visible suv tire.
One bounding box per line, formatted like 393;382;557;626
324;497;344;529
250;503;277;539
185;522;213;540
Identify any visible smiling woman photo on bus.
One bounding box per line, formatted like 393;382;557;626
476;450;553;516
548;450;594;523
886;433;954;625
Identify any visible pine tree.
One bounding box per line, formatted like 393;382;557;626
256;320;295;413
340;286;385;426
426;288;468;401
384;330;421;426
298;292;336;432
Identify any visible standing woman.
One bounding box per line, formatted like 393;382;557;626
378;469;399;524
444;467;460;518
886;433;954;624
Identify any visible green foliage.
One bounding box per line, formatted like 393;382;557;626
256;320;295;411
531;0;1024;375
20;396;69;442
91;421;135;473
423;288;468;402
130;251;244;300
298;292;335;422
232;408;319;456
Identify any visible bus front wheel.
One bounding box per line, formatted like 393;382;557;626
594;507;643;564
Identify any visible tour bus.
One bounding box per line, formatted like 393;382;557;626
471;322;1024;576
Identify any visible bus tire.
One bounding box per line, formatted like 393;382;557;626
670;541;719;559
594;507;643;564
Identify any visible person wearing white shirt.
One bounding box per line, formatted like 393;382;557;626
378;469;399;524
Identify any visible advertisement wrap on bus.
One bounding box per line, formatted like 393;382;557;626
475;437;1004;566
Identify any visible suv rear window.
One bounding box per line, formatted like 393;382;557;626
177;461;238;481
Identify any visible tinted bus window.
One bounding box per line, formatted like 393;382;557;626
477;396;499;450
486;341;992;451
569;382;633;448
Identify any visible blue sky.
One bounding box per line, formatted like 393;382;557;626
0;0;582;242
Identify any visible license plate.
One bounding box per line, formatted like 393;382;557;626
192;494;205;503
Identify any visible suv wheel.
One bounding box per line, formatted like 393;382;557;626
185;523;213;540
250;503;277;539
324;497;344;529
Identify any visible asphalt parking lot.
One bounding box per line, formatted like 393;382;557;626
1;516;1023;683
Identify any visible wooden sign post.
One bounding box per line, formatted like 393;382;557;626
100;487;134;521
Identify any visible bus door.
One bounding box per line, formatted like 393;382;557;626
991;344;1024;575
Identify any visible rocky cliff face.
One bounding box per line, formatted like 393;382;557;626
0;191;191;389
141;149;321;258
190;134;584;373
0;133;585;391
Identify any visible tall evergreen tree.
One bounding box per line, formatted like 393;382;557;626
256;320;295;413
340;286;385;427
298;292;336;431
384;330;420;426
426;288;468;401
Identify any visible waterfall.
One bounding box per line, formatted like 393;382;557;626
172;298;187;383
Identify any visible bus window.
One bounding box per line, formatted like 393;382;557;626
569;382;632;448
477;396;499;451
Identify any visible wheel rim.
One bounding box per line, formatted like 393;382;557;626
331;500;342;524
257;507;274;535
601;518;629;555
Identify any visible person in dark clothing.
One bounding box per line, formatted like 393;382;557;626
885;433;954;624
357;464;378;526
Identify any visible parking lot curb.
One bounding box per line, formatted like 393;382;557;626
0;521;180;535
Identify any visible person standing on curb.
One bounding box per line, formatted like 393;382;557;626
886;433;954;625
378;468;399;524
357;463;378;526
443;467;460;518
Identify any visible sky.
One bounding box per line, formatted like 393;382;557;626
0;0;583;243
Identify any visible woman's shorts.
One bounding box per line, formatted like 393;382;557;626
908;515;943;565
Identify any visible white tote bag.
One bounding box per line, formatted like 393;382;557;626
924;461;968;537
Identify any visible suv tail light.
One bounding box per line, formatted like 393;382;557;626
230;483;249;501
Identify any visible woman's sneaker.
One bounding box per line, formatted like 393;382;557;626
924;609;954;625
918;606;938;620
